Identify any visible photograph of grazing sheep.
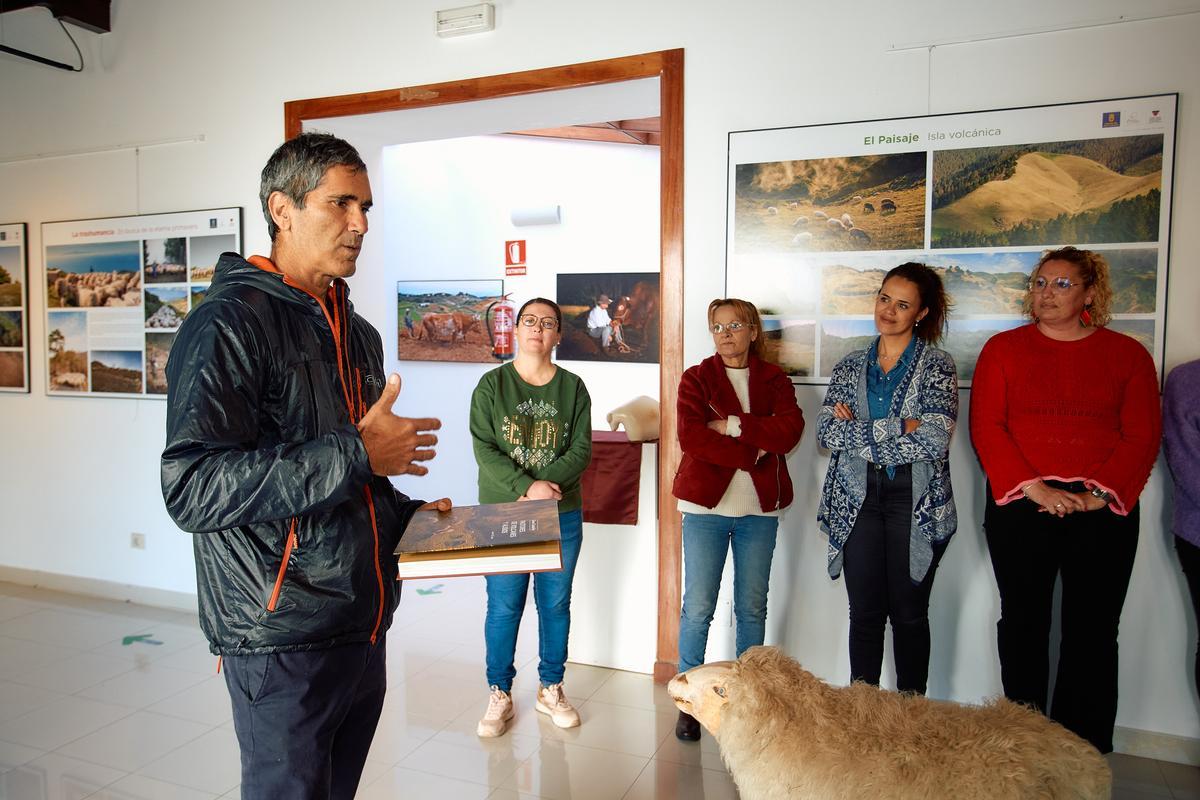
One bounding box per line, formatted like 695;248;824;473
188;233;236;282
143;238;188;284
669;647;1110;800
931;134;1163;248
733;153;926;254
144;286;189;329
397;280;503;364
45;241;142;308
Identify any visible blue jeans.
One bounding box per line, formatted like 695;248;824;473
678;512;779;673
484;509;583;690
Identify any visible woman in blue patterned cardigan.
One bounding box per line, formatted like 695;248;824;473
817;262;958;695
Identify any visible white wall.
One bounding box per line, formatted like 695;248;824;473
1;0;1198;749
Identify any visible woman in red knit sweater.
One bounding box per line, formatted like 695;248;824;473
970;246;1161;754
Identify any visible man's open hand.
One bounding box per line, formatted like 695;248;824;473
357;374;441;476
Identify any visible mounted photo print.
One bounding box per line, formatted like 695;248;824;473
0;223;30;393
397;280;506;364
727;94;1176;386
42;208;242;397
555;272;660;365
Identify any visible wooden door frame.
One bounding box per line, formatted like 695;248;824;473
284;50;685;683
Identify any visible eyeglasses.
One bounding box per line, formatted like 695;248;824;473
519;314;558;331
1031;276;1083;292
710;321;753;334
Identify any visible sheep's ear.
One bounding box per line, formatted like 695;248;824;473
713;685;726;697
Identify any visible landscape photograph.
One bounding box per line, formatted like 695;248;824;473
556;272;660;364
1107;318;1155;358
0;245;22;307
46;240;142;308
143;237;188;283
0;351;23;389
819;253;898;315
189;233;236;282
145;286;189;329
1092;247;1158;313
942;318;1026;381
931;134;1164;248
729;254;820;318
761;318;816;378
397;280;503;364
191;284;210;309
0;310;22;348
91;350;143;394
47;310;88;392
146;331;177;394
923;251;1040;315
734;152;927;254
819;318;878;376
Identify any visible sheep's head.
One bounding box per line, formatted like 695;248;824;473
668;661;737;736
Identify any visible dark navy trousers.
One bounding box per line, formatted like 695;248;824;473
223;638;387;800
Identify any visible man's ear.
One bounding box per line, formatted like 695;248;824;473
267;191;293;235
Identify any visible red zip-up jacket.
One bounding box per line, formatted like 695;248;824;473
672;354;805;511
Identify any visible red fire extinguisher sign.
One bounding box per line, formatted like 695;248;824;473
505;240;526;276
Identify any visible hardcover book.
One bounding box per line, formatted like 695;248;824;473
395;499;562;579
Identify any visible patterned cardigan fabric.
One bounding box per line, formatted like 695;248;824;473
817;339;959;582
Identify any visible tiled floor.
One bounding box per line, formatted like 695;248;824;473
0;579;1194;799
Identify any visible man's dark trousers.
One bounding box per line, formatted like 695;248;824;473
224;638;387;800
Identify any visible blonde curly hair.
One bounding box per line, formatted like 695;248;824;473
1023;246;1113;327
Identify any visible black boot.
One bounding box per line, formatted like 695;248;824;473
675;710;700;741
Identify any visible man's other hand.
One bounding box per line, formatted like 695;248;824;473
418;498;452;512
357;374;441;476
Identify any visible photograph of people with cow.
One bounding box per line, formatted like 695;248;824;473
397;279;505;363
556;271;660;363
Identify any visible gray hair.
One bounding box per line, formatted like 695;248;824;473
259;132;367;241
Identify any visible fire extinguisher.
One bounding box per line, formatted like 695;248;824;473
486;295;515;361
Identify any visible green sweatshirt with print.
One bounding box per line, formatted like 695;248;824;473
469;362;592;512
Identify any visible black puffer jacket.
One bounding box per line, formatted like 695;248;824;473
161;253;422;655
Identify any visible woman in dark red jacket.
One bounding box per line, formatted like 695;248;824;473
671;298;805;741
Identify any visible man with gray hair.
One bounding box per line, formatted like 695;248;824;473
162;132;448;799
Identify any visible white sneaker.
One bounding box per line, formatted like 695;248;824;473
476;686;514;738
536;683;581;728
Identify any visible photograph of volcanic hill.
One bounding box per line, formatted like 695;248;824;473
1092;247;1158;313
91;350;143;394
761;318;816;378
734;153;926;254
932;134;1163;247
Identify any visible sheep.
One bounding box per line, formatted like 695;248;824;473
852;195;864;202
766;206;779;215
792;216;808;227
813;210;828;220
864;202;876;214
791;232;813;245
828;218;846;231
881;198;897;213
668;647;1111;800
840;213;853;228
849;228;872;245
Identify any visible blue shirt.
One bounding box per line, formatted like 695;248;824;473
866;335;917;478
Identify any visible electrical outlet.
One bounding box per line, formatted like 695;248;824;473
130;532;146;550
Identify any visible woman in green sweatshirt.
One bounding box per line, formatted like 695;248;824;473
470;297;592;738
